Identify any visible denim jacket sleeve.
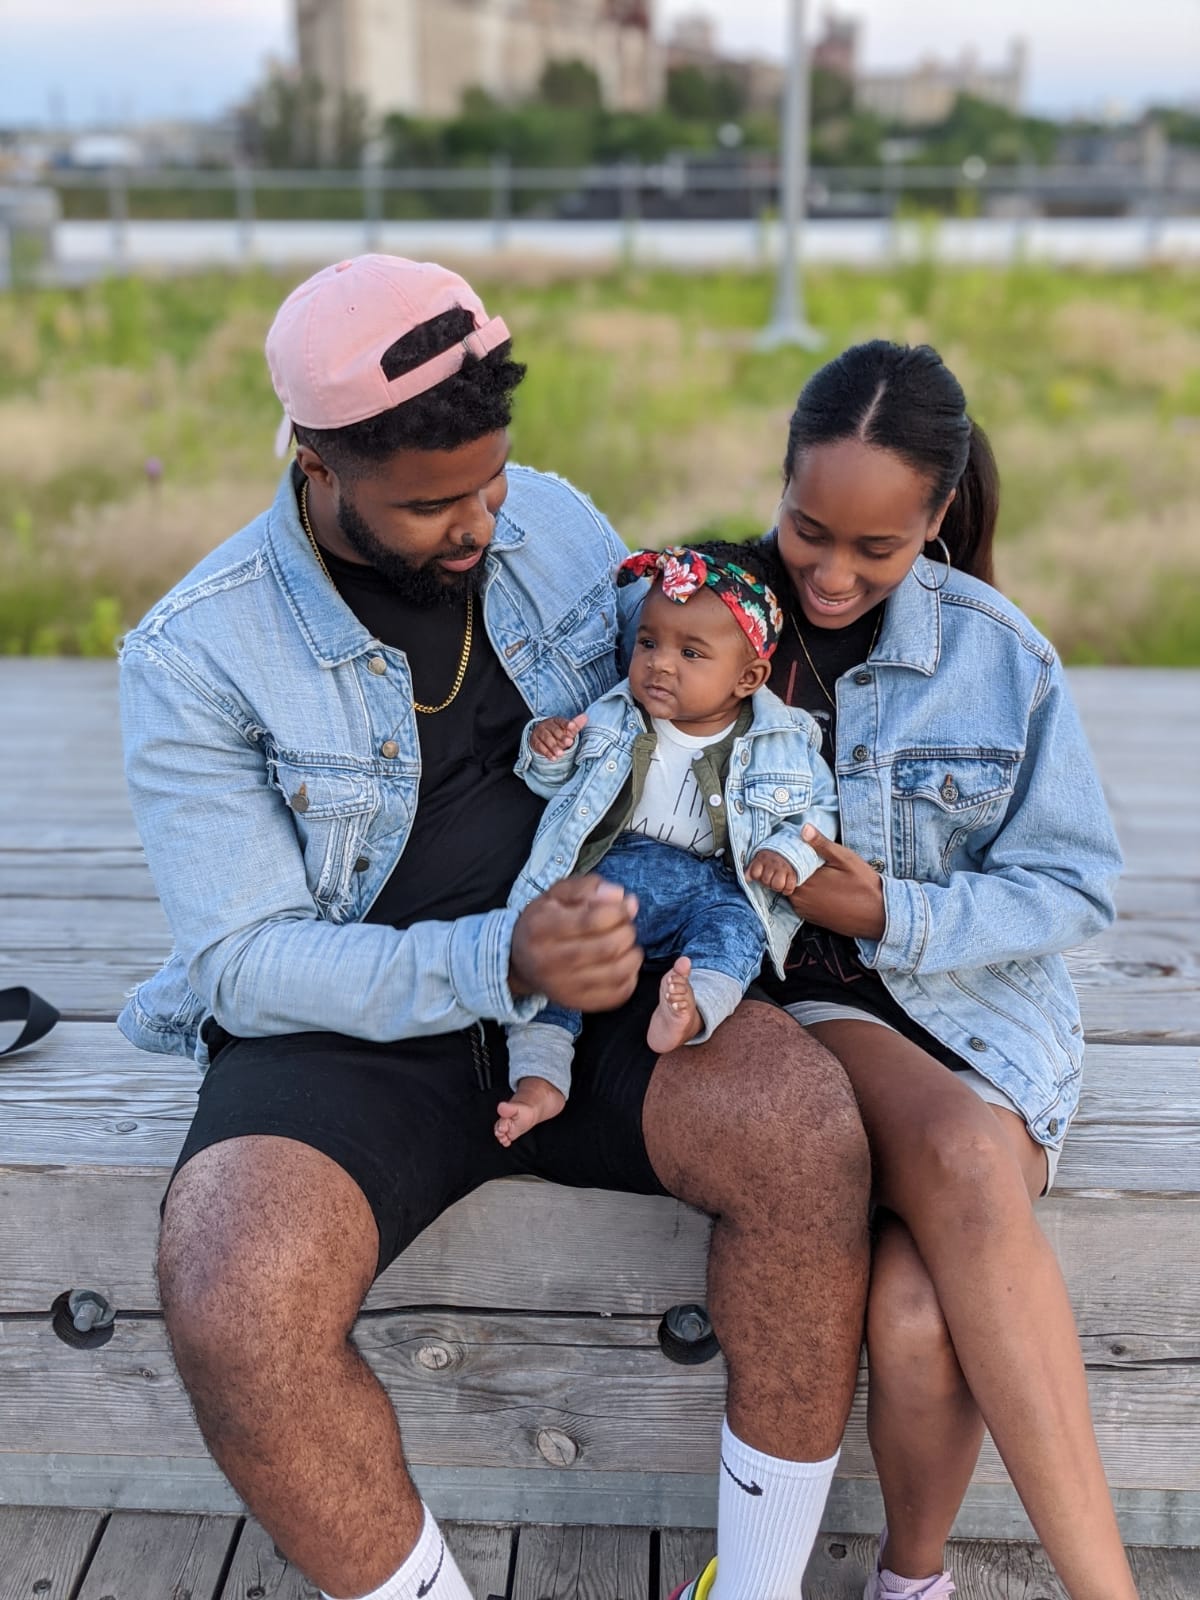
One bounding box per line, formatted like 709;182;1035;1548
859;657;1121;976
121;639;545;1039
514;717;586;798
756;741;840;886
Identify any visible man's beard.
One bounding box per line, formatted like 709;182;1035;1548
337;496;482;609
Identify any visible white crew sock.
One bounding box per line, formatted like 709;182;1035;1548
711;1417;839;1600
322;1504;473;1600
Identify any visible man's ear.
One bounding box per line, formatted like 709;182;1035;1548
736;658;772;698
295;444;337;493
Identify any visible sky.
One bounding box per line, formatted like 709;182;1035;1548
2;0;1197;129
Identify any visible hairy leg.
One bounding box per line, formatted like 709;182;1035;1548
643;1000;871;1459
159;1135;418;1596
810;1020;1136;1600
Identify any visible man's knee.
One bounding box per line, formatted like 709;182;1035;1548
159;1137;377;1373
647;1001;870;1216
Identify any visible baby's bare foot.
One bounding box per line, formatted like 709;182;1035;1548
495;1076;566;1147
646;956;702;1053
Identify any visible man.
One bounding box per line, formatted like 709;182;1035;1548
119;255;869;1600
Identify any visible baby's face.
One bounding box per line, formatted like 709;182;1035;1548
629;584;761;736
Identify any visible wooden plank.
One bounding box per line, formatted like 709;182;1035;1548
657;1529;714;1599
0;850;155;901
2;1025;1194;1185
219;1519;319;1600
74;1510;238;1600
1127;1545;1200;1597
2;1313;1198;1494
443;1521;516;1600
511;1524;652;1600
0;1504;104;1600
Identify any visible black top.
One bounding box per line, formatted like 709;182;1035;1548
763;596;970;1072
318;546;545;932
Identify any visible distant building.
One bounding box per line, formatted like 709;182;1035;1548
294;0;663;120
810;11;858;82
854;39;1027;126
665;10;784;112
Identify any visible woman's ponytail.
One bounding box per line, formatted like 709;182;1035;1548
938;419;999;586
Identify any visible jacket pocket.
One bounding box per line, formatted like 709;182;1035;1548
544;582;619;700
890;753;1017;882
740;774;814;819
267;753;377;919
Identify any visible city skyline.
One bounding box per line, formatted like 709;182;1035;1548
3;0;1197;129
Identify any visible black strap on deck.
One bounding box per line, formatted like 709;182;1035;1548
0;987;60;1057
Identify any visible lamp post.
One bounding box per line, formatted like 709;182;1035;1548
757;0;822;350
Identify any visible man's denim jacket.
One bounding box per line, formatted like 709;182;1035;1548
507;680;839;978
118;466;637;1065
785;544;1123;1154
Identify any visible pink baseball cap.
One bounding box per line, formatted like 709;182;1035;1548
265;254;511;456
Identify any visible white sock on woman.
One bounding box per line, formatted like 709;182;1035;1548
321;1505;473;1600
711;1417;839;1599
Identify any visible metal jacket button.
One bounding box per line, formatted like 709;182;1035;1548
969;1036;987;1052
853;744;869;762
941;775;959;803
353;856;370;872
1047;1117;1060;1136
367;656;387;675
854;672;872;685
291;787;309;814
868;857;885;872
774;787;789;803
380;740;399;758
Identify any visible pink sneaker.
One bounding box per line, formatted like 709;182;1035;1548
863;1563;956;1599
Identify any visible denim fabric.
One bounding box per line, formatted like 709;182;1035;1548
757;538;1124;1156
509;680;839;977
534;833;768;1046
117;465;639;1063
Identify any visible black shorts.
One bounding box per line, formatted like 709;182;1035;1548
169;968;672;1277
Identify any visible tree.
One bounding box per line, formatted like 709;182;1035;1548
538;59;603;111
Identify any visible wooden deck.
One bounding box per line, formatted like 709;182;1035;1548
1;661;1199;1592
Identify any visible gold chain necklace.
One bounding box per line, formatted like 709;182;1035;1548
790;608;882;709
299;478;474;716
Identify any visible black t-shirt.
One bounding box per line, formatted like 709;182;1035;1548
317;546;545;932
763;597;969;1072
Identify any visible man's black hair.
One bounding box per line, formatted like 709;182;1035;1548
294;307;526;474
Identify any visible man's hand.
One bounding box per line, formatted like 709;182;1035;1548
530;713;588;761
746;848;798;895
510;876;642;1009
788;826;887;939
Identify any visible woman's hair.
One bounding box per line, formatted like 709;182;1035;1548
783;340;999;586
294;307;526;476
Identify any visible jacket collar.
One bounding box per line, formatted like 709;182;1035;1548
871;557;943;676
264;466;526;669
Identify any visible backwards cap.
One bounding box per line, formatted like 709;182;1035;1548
265;254;511;457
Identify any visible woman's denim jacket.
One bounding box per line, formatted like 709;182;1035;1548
117;466;638;1065
786;547;1123;1154
507;680;839;977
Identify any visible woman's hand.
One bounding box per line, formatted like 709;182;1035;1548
530;713;587;760
789;826;887;939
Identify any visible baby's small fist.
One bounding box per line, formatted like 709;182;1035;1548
748;849;797;895
530;713;586;759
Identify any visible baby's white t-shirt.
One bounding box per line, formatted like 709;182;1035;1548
626;716;736;856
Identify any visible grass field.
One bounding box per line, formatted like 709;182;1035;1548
1;260;1198;662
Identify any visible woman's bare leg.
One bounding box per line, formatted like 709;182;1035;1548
809;1020;1136;1600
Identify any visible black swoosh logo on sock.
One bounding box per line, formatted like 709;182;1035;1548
417;1537;445;1597
720;1455;763;1495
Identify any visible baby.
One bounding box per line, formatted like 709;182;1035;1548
496;543;838;1146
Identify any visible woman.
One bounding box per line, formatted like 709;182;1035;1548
758;342;1134;1598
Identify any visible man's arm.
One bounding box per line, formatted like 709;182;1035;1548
122;640;638;1040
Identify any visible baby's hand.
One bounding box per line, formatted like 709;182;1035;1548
530;713;588;760
747;849;798;895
